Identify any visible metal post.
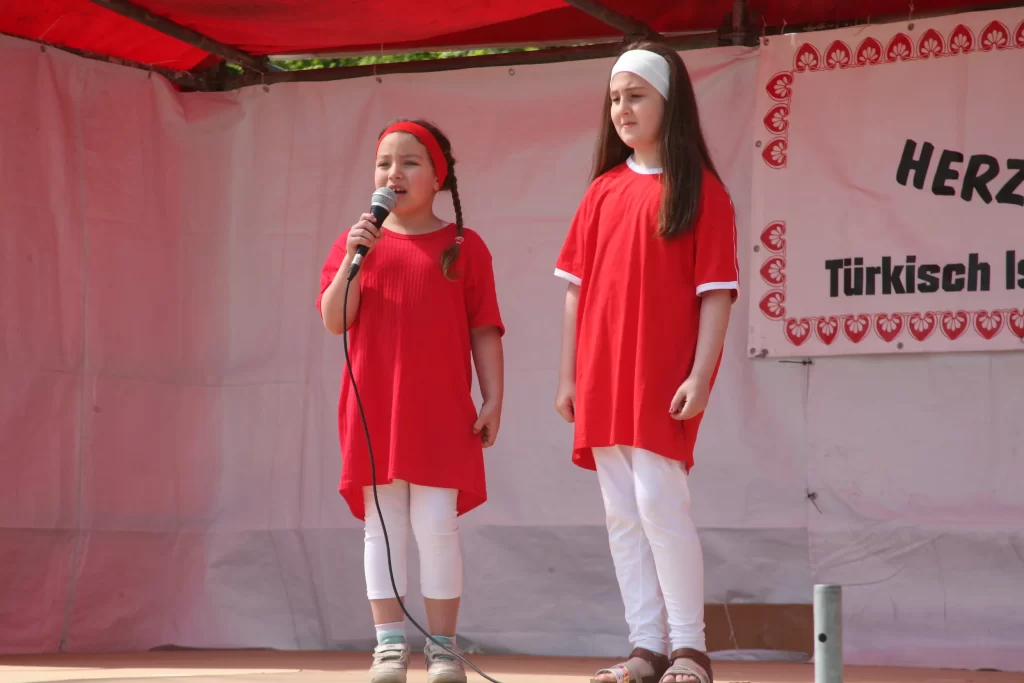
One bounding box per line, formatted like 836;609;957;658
562;0;661;39
87;0;271;72
731;0;748;45
814;584;842;683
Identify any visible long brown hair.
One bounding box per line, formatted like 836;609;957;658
377;118;464;279
591;40;721;238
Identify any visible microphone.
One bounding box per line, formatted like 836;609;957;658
347;187;398;281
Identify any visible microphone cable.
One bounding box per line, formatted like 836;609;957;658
342;275;503;683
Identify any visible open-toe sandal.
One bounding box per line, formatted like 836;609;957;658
659;648;713;683
591;647;670;683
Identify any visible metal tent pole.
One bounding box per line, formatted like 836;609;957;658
814;584;843;683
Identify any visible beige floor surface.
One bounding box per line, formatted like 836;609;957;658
0;651;1017;683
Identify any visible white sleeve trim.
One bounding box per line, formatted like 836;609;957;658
554;268;582;286
696;281;739;295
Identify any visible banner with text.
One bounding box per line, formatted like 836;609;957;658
749;8;1024;357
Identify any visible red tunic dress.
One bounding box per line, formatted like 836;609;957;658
317;223;504;520
555;159;739;472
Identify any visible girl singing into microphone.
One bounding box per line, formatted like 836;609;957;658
317;119;504;683
554;42;739;683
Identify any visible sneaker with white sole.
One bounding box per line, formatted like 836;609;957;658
369;640;409;683
424;637;467;683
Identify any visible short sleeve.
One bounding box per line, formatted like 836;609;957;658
316;232;348;315
464;232;505;336
554;188;593;287
693;177;740;301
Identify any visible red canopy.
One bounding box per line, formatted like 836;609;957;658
0;0;1008;72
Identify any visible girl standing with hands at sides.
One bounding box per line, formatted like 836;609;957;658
554;42;738;683
317;119;504;683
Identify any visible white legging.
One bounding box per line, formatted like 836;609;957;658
594;445;706;655
363;480;462;601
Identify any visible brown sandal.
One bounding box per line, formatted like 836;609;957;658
591;647;670;683
659;648;713;683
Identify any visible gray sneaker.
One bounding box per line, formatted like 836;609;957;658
369;641;409;683
424;639;467;683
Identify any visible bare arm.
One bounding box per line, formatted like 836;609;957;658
471;327;504;407
320;254;361;334
319;213;381;335
470;326;504;447
689;289;733;383
670;289;733;420
555;282;580;422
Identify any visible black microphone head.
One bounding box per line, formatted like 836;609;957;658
371;187;398;212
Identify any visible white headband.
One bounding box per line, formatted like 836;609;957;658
610;49;670;99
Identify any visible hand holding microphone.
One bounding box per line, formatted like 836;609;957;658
347;187;397;281
345;214;381;257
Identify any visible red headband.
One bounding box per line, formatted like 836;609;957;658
376;122;449;188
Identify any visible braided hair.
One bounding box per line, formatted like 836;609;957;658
377;118;464;280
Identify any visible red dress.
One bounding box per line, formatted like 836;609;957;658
555;159;739;471
317;223;504;520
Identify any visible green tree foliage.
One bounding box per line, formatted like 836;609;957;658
274;47;539;71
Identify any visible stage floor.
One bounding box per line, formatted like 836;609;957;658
0;651;1017;683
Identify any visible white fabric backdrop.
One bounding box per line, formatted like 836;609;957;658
0;15;1021;672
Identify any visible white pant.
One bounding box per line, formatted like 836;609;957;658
363;480;462;601
594;445;706;655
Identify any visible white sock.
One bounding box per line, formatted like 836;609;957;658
429;634;457;660
376;620;406;644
